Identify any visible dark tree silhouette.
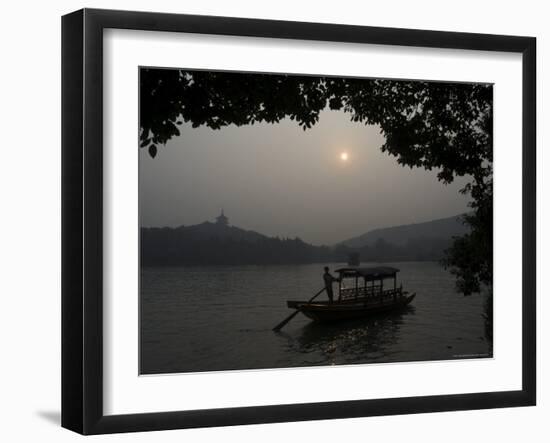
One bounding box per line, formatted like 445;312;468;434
139;69;493;294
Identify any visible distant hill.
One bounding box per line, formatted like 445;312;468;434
339;214;469;249
175;221;266;243
141;221;332;266
141;214;471;266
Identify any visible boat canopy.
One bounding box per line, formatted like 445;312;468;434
335;266;400;280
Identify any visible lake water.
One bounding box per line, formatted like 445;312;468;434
140;261;492;374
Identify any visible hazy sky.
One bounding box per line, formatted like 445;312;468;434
139;108;471;245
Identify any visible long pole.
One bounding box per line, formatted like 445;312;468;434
272;287;326;332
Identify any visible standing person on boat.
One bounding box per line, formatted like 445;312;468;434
323;267;339;303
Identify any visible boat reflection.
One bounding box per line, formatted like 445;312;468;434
287;306;416;366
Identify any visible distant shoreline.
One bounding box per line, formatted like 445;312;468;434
140;259;442;269
140;214;466;268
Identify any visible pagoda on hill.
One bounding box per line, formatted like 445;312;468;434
215;209;229;226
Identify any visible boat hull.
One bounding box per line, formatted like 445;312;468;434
287;293;416;323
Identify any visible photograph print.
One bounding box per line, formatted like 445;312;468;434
139;68;493;375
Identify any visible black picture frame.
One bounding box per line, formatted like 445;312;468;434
62;8;536;435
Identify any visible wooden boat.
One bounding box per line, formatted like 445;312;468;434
286;266;416;323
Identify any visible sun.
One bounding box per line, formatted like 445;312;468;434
340;152;349;162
